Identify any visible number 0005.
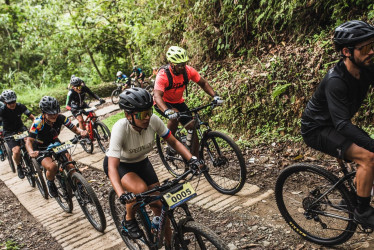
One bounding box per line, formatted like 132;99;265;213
171;188;192;203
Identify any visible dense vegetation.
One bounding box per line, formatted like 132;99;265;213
2;0;374;142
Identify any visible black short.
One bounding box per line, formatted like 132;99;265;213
4;127;27;150
103;156;159;186
34;139;61;164
302;127;353;159
154;102;193;126
71;103;90;118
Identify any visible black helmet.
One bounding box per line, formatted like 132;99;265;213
119;87;152;112
334;20;374;47
39;96;60;114
70;77;82;87
1;90;17;103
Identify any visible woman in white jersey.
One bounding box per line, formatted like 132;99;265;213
103;87;198;242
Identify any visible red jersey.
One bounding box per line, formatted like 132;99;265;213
154;65;201;103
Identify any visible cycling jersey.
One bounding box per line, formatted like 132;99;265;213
116;74;128;82
154;65;201;103
66;85;100;111
29;114;75;148
301;59;374;152
0;103;32;134
106;115;171;163
133;68;143;77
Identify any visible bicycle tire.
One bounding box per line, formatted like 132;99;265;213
4;143;15;173
54;173;73;213
172;220;229;250
0;143;6;162
72;172;106;232
156;134;188;177
109;189;150;249
80;138;94;154
199;131;246;195
94;121;111;153
111;89;120;104
31;158;48;199
275;163;357;246
22;155;35;188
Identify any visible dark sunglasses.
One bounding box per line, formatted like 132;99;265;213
6;101;16;105
174;62;186;68
134;109;153;120
74;85;82;90
356;42;374;55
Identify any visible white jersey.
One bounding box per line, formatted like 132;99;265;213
106;115;169;163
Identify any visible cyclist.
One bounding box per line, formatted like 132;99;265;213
67;74;86;90
103;87;200;243
0;90;35;179
26;96;87;198
115;71;131;89
129;66;145;88
148;67;158;80
153;46;224;156
301;20;374;228
66;76;105;130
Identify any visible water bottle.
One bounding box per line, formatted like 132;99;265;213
186;130;193;147
151;216;160;233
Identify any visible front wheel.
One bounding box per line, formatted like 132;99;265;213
54;173;73;213
80;137;94;154
109;189;150;249
31;158;48;199
22;155;35;187
199;131;246;195
275;163;357;246
4;143;15;173
94;121;111;153
111;89;121;104
172;220;229;249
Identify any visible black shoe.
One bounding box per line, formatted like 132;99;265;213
47;180;58;198
124;219;142;239
17;165;25;179
354;207;374;228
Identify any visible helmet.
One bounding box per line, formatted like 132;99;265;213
133;66;137;71
166;46;189;64
119;87;152;112
70;74;75;80
334;20;374;47
116;71;122;77
39;96;60;114
70;77;82;87
1;90;17;103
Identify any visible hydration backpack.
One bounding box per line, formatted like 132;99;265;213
159;64;189;96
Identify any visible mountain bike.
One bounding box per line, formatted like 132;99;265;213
111;79;132;104
77;105;111;154
156;101;246;195
38;136;106;232
109;164;229;249
275;159;365;246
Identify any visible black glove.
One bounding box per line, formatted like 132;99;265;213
99;98;106;104
119;192;136;204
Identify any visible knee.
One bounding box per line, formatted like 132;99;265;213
12;147;20;154
362;152;374;168
132;183;148;194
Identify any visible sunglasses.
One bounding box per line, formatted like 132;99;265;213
6;101;16;105
174;62;186;68
134;109;153;120
356;42;374;55
74;85;82;90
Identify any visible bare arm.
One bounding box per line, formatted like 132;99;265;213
28;114;35;121
26;137;39;158
153;89;169;112
196;77;216;97
108;157;125;197
166;134;193;161
70;125;87;137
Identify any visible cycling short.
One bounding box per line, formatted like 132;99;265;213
4;127;27;150
34;139;61;164
302;127;353;159
154;102;193;126
103;156;159;186
71;103;90;118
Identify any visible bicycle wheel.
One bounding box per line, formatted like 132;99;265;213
31;158;48;199
275;163;357;246
156;134;188;177
80;137;94;154
94;121;111;153
0;143;6;161
109;189;150;249
199;131;246;195
172;220;229;249
72;172;106;232
111;89;120;104
22;155;35;187
54;173;73;213
4;143;15;173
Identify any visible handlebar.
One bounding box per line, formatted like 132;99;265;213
176;101;218;119
38;135;81;155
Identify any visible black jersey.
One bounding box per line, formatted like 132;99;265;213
66;85;99;111
301;60;374;152
0;103;32;134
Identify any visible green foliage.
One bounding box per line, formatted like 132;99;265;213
0;240;22;250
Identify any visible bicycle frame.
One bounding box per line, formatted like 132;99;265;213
82;111;96;141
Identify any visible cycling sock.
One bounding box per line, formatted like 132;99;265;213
356;195;371;214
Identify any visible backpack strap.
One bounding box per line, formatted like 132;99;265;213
160;64;189;96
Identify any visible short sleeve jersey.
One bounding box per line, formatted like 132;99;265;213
0;103;31;133
154;65;201;103
106;115;171;163
29;114;74;148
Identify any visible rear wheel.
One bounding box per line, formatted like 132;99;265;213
200;131;246;195
109;189;150;249
54;173;73;213
72;172;106;232
4;143;15;173
111;89;120;104
22;154;35;187
94;121;111;153
31;158;48;199
80;137;94;154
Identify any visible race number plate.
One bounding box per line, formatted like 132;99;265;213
84;107;97;112
52;141;73;153
163;182;197;209
13;131;28;140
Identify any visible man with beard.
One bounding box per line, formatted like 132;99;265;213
301;20;374;227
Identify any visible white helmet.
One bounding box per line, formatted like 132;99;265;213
116;71;122;77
